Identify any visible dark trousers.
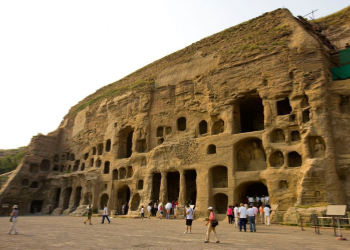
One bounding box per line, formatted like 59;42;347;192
239;218;247;231
248;216;256;231
228;215;233;224
102;215;110;223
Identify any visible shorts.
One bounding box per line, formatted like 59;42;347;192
160;211;163;214
186;219;193;226
141;213;144;217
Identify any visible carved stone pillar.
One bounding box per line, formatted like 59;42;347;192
159;171;168;204
179;170;186;207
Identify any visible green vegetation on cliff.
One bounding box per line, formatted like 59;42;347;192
0;147;25;175
314;6;350;28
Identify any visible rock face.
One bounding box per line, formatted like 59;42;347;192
0;8;348;219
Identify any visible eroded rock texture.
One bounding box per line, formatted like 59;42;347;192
0;9;348;219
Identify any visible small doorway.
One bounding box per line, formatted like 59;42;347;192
185;170;197;205
30;200;43;213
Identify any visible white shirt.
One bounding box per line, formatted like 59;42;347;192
248;197;253;203
141;208;144;213
264;207;270;216
247;208;255;217
186;207;194;220
103;207;108;215
234;206;238;217
154;203;158;208
238;206;247;218
147;206;152;212
265;196;269;201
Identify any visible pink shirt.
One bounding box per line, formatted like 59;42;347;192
227;208;233;215
253;206;258;215
209;212;216;222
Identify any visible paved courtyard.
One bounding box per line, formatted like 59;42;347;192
1;216;350;249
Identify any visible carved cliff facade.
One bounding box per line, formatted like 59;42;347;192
1;8;349;218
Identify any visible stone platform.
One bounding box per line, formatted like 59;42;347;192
1;216;350;249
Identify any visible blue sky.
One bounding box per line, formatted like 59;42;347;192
0;0;349;149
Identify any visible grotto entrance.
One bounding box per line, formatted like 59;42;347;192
117;127;134;159
236;95;264;133
151;173;161;201
213;193;228;214
63;187;72;210
53;188;61;209
117;185;130;214
235;182;269;204
167;172;180;203
30;200;43;213
74;186;82;207
100;193;109;209
185;170;197;205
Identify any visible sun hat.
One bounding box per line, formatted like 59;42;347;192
207;206;213;210
13;205;18;208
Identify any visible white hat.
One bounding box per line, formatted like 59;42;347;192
13;205;18;208
207;206;213;210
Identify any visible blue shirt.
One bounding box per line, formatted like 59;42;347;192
13;210;18;218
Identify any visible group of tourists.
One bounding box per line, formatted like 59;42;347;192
146;199;179;219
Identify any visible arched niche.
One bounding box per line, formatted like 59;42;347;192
210;166;228;188
100;193;109;209
30;181;39;188
300;95;310;108
165;126;172;135
73;160;80;172
104;161;110;174
213;193;228;214
277;98;292;116
92;147;96;155
157;127;164;137
302;109;310;123
117;126;134;159
40;159;50;171
84;153;89;160
96;159;102;168
119;167;126;179
137;180;144;190
106;139;111;152
288;151;302;167
207;144;216;154
158;138;164;145
90;158;94;167
199;120;208;135
136;139;147;153
70;154;75;161
80;163;85;171
97;143;103;155
53;165;59;171
237;95;265;133
270;129;285;143
53;155;59;162
212;119;224;135
279;180;288;190
291;131;301;141
127;166;133;178
309;136;325;158
117;185;130;213
30;164;39;174
177;117;186;131
235;138;267;171
235;182;268;204
269;151;284;168
112;169;118;180
130;193;141;211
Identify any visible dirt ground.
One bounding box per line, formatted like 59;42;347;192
1;216;350;250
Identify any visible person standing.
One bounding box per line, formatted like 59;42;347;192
153;201;158;217
264;205;270;226
259;204;264;224
140;206;145;220
238;203;247;232
227;206;233;224
158;202;163;219
122;204;125;215
234;204;239;228
184;204;194;234
101;204;110;224
174;203;178;219
247;205;256;232
165;202;172;219
84;205;93;225
204;207;219;243
7;205;19;235
147;203;152;219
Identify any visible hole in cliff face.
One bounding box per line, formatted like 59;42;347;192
90;158;94;167
73;160;80;171
92;147;96;155
100;193;109;209
302;109;310;123
165;126;172;135
74;186;82;207
53;165;59;171
137;180;144;190
151;173;161;201
270;129;285;143
136;139;147;153
211;166;228;188
236;138;267;171
289;71;294;80
68;165;72;171
157;127;164;137
239;95;264;133
70;154;75;161
40;159;50;171
300;95;309;108
30;200;43;213
117;186;130;213
289;114;296;122
127;166;133;178
199;120;208;135
84;153;89;160
277;98;292;116
167;172;180;202
30;181;39;188
291;131;301;141
104;161;110;174
157;138;164;145
288;151;302;167
97;143;103;155
53;155;59;162
63;187;72;209
30;164;39;173
54;188;61;209
113;169;118;180
340;95;350;113
22;179;29;186
212;119;224;135
60;165;64;172
106;139;111;152
185;170;197;205
81;163;85;171
131;193;141;211
279;180;288;189
177;117;187;131
119;167;126;179
213;193;228;214
269;151;284;168
117;127;134;159
61;155;66;161
96;159;102;168
66;152;70;160
207;144;216;154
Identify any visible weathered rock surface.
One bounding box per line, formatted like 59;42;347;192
0;8;349;220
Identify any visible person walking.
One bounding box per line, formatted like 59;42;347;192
259;204;264;224
101;204;110;224
84;205;93;225
122;204;125;215
238;203;247;232
140;206;145;220
147;203;152;219
204;207;219;243
165;202;172;220
264;205;270;226
158;202;163;219
184;204;194;234
227;205;233;224
234;204;239;228
7;205;19;235
247;205;256;232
